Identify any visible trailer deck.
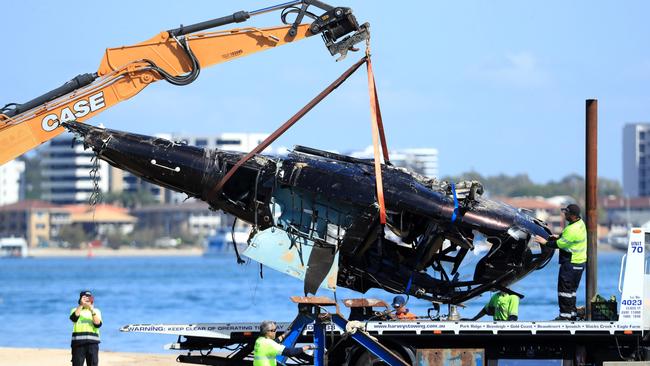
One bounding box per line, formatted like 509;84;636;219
121;228;650;365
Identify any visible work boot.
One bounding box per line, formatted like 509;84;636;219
552;315;572;321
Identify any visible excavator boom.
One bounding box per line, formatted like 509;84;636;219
0;1;369;165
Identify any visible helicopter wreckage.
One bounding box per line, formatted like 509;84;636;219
64;121;554;304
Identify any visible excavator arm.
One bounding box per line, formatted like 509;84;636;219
0;0;369;165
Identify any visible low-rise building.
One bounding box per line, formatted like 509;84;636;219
131;201;223;240
0;200;60;247
602;196;650;227
64;204;137;237
0;200;137;247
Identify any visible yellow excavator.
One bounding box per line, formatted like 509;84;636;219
0;0;369;165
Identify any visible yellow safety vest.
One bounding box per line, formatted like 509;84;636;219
557;219;587;264
70;307;101;344
485;292;519;321
253;336;285;366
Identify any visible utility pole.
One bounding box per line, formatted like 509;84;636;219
585;99;598;320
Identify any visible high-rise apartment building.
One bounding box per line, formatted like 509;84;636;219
41;136;110;204
0;159;25;205
109;169;165;203
349;146;439;178
173;132;270;152
390;148;439;178
623;123;650;197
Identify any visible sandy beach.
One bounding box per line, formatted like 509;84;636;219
0;348;176;366
28;247;203;257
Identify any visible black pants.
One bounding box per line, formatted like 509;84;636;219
71;343;99;366
557;261;585;319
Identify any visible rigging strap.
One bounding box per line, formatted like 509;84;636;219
366;54;389;225
210;51;390;229
451;183;459;223
209;56;368;197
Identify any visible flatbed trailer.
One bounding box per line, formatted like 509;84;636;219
122;228;650;365
122;319;646;365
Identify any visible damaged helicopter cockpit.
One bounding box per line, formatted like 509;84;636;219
63;122;554;305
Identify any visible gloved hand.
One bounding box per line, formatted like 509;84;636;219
534;235;548;245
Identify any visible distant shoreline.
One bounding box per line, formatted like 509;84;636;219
24;243;621;258
28;247;203;257
0;347;174;366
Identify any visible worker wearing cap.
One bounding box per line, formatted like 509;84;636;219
535;203;587;320
469;291;519;321
254;321;314;366
391;295;417;320
70;290;102;366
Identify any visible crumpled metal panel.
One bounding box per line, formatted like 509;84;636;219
243;227;339;291
416;349;484;366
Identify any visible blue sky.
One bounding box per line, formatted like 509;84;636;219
2;1;649;182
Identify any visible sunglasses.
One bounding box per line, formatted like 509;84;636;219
268;328;277;332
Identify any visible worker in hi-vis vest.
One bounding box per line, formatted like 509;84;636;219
70;290;102;366
535;203;587;320
253;321;315;366
469;291;520;321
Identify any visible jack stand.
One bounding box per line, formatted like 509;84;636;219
279;296;409;366
448;304;460;321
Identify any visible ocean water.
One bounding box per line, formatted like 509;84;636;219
0;251;624;353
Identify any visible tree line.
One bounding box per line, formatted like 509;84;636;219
442;172;622;200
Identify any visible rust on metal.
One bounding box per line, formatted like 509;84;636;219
289;296;337;306
343;298;389;308
416;348;484;366
585;99;598;320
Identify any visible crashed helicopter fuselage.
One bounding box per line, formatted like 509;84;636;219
64;122;554;304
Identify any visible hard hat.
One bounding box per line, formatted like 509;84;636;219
392;295;406;308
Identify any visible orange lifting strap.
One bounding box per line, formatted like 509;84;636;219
210;55;390;225
366;55;389;225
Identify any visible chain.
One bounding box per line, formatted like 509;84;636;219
88;154;103;208
87;137;111;212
